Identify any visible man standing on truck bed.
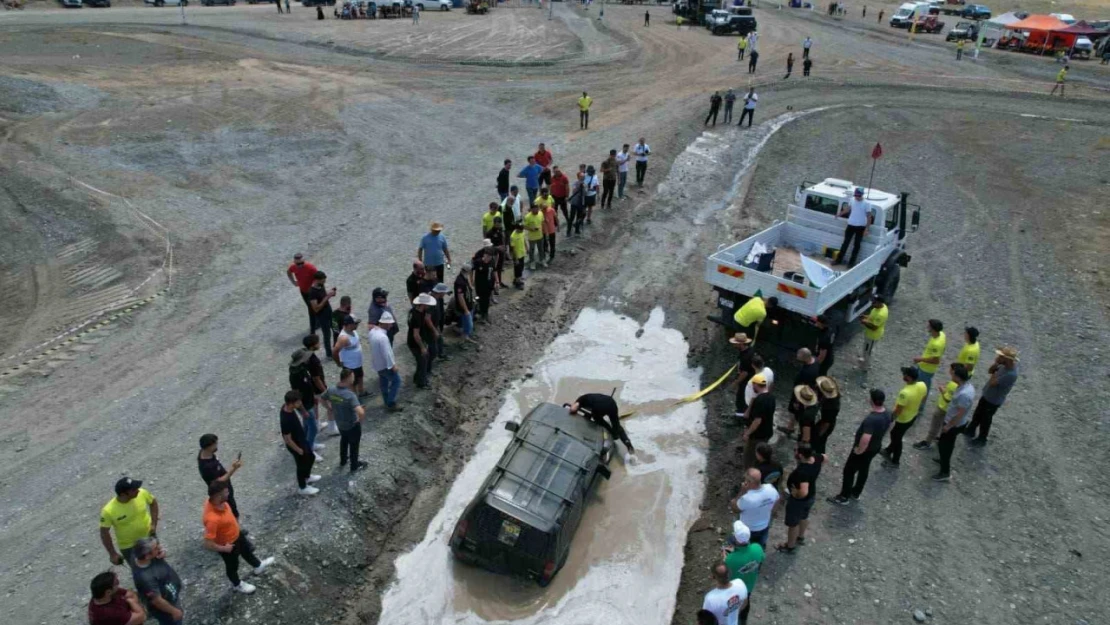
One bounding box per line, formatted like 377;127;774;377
834;187;873;268
568;393;635;454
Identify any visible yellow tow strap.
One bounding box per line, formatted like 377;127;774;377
676;364;737;405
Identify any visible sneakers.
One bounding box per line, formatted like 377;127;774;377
932;472;951;482
234;581;256;594
387;404;405;413
306;474;322;484
912;441;932;450
313;443;326;451
313;452;324;462
253;557;275;575
350;460;368;473
827;495;851;506
298;485;319;496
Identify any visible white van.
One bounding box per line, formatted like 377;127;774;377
890;1;930;28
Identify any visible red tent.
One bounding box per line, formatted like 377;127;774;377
1005;14;1075;52
1005;14;1070;31
1057;21;1110;36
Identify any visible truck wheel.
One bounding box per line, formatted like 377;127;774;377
883;267;901;302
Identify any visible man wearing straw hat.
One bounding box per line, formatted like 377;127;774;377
964;346;1019;447
813;377;840;455
729;332;757;418
417;222;452;284
407;293;436;389
790;385;820;446
741;373;775;468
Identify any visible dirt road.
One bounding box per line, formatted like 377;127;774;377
1;3;1109;625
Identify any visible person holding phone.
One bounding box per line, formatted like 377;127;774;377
197;434;244;519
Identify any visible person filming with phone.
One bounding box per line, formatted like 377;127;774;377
197;434;245;521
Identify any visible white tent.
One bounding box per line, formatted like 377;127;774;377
981;11;1027;47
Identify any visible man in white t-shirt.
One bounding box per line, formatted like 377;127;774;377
834;187;874;267
702;561;748;625
743;354;775;406
615;144;631;200
730;468;779;549
738;88;758;128
633;138;650;187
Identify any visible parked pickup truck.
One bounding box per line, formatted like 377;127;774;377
705;178;920;350
946;20;979;41
912;15;945;33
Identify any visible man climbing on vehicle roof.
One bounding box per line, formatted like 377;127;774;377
568;393;635;454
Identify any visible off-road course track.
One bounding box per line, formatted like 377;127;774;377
2;2;1109;625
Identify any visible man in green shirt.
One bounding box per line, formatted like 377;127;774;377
912;319;946;412
724;520;763;624
523;205;546;270
881;367;927;466
858;295;887;372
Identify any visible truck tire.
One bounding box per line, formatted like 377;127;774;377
882;266;901;302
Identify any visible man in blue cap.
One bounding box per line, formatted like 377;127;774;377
834;187;873;268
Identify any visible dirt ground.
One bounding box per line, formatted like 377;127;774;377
1;3;1109;625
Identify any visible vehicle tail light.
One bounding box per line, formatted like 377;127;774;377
541;560;556;580
451;519;469;543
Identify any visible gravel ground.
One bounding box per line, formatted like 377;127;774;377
1;4;1109;625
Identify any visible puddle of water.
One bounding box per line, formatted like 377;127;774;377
378;307;706;625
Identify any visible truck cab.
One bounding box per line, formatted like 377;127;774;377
705;178;920;350
891;2;931;27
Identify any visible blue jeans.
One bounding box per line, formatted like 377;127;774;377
618;171;627;198
304;407;318;451
526;187;538;206
915;368;935;418
377;368;401;408
460;312;474;338
749;527;769;549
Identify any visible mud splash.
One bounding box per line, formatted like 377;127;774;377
378;307;706;625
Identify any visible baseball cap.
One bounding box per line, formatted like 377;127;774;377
344;315;360;326
751;374;767;386
730;520;751;545
378;311;396;324
372;287;388;299
114;477;142;495
853;187;864;196
432;283;451;294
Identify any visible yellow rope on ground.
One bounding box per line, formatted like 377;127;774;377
676;364;737;405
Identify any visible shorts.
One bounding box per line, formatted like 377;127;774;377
785;496;815;527
585;195;597;207
350;366;364;385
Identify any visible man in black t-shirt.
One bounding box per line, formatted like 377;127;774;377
741;374;774;468
794;347;820;389
197;434;242;519
729;333;757;417
829;389;891;505
815;315;836;376
407;294;435;389
779;445;826;552
569;393;634;454
308;271;336;358
130;538;183;625
814;376;840;455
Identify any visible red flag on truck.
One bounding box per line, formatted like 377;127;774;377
871;143;883;160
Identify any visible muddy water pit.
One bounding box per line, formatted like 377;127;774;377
379;308;708;624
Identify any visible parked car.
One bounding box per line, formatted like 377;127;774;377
1072;36;1093;59
711;14;757;35
449;402;613;587
959;4;990;19
413;0;451;9
60;0;83;7
202;0;235;5
890;2;932;28
939;0;965;15
85;0;111;6
145;0;189;6
945;20;978;40
1049;12;1076;25
911;15;945;33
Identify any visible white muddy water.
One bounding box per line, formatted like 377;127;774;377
378;307;707;625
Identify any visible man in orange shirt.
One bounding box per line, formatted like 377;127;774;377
202;482;275;595
534;142;553;189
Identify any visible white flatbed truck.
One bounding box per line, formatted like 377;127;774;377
705;178;921;349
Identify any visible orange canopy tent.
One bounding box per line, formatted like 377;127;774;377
1004;14;1075;53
